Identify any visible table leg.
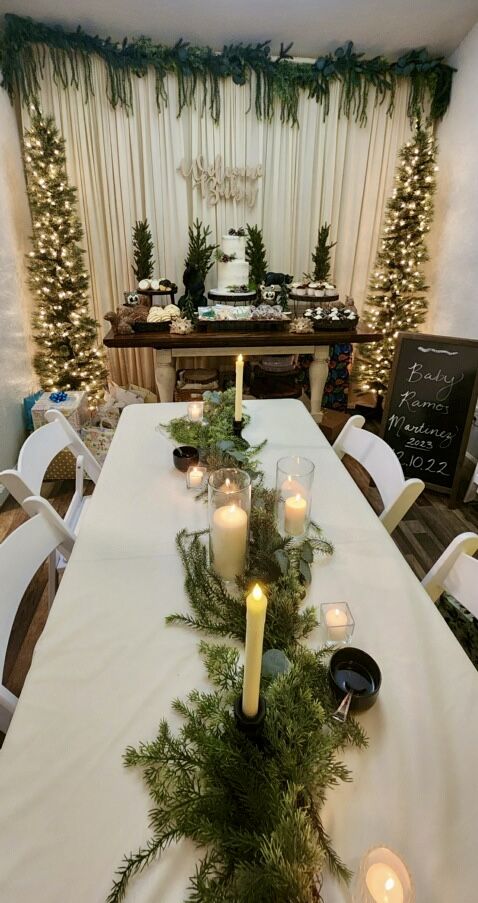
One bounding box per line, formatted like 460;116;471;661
309;347;329;423
155;350;176;402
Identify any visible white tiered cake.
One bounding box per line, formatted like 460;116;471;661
209;231;256;301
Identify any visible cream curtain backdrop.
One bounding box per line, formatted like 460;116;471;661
20;58;414;391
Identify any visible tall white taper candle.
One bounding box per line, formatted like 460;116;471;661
234;354;244;422
242;583;268;718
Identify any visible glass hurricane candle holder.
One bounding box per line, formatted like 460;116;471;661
208;468;251;583
355;846;414;902
186;464;208;491
187;400;204;423
320;602;355;645
276;456;314;540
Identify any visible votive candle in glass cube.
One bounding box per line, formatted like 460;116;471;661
188;401;204;423
320;602;354;645
186;464;207;490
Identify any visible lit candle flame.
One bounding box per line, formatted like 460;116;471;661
252;583;262;600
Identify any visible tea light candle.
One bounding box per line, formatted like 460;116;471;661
365;863;404;903
284;493;307;536
234;354;244;422
325;605;349;641
187;465;206;490
242;584;268;718
188;401;203;423
211;503;248;581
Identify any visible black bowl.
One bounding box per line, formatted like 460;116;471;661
173;445;199;472
328;647;381;712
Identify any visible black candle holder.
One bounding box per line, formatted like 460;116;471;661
234;695;266;745
232;417;244;437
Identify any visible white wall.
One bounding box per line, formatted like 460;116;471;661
0;89;35;504
430;20;478;339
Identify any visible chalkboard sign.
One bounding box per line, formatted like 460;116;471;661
381;333;478;503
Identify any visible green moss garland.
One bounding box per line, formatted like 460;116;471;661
1;15;454;125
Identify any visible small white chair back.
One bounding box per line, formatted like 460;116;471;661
0;499;75;733
333;414;425;534
422;532;478;614
0;408;100;506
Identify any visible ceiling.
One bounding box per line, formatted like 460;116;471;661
1;0;478;58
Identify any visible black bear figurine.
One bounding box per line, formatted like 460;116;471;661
178;263;206;311
264;272;293;287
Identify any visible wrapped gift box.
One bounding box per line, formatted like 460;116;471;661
32;391;90;432
32;391;90;480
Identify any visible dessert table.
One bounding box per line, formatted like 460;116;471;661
103;327;380;421
0;399;477;902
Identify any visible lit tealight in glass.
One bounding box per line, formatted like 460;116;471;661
187;401;203;423
186;464;207;490
320;602;354;645
357;846;414;903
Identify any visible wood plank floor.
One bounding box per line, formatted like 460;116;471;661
1;448;477;747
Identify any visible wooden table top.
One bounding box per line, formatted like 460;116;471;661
103;326;380;350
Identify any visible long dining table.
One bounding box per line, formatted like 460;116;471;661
0;399;477;902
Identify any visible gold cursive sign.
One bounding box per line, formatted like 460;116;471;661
178;155;262;207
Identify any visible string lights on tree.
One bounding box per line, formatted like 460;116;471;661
23;111;107;405
355;123;438;397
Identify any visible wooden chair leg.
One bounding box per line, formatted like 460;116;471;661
47;551;58;609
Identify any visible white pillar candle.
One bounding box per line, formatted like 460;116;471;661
234;354;244;422
242;583;268;718
366;863;404;903
284;493;307;536
211;503;248;581
325;606;349;642
188;401;203;423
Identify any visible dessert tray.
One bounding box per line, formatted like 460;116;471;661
198;304;290;331
304;305;359;331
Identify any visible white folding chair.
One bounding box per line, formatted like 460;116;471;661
422;532;478;613
0;409;101;604
333;414;425;534
0;499;75;734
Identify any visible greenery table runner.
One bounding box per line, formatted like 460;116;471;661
108;395;367;902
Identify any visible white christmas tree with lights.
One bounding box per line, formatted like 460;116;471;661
355;124;437;396
23;112;107;405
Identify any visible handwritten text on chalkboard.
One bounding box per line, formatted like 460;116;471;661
382;335;478;495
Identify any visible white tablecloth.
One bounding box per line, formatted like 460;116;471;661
0;400;477;902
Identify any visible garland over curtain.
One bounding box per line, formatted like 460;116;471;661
1;14;454;125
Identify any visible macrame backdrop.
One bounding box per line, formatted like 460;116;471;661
19;58;417;390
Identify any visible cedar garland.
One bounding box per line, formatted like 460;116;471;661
1;15;454;125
